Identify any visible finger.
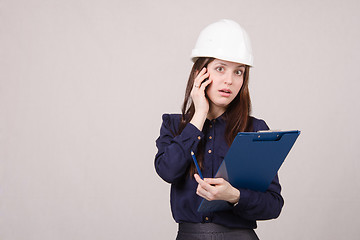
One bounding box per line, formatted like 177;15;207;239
194;174;212;190
194;68;206;84
195;67;207;78
194;67;204;77
194;175;207;197
196;72;210;85
193;74;210;90
194;174;209;188
199;78;212;90
197;178;216;193
194;176;221;201
196;184;217;201
204;178;226;185
194;174;202;183
193;69;209;88
196;185;210;199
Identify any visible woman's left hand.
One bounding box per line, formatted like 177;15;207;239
194;174;240;204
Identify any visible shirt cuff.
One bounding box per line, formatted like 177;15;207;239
175;122;204;152
233;188;251;211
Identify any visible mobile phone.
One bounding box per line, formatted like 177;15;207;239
202;78;209;84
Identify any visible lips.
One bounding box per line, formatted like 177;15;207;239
219;88;232;97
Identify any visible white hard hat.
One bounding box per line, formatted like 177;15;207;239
191;19;254;66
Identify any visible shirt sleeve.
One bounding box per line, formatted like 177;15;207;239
232;118;284;220
154;114;204;184
233;174;284;220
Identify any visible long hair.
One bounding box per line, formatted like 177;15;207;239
178;57;253;176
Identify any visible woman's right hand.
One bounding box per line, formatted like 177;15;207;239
190;68;212;130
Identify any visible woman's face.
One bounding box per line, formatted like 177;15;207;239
205;59;245;111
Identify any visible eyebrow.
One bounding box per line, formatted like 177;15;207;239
217;62;246;68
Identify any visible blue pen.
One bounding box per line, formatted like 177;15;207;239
191;151;203;179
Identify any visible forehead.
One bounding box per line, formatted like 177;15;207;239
211;59;245;68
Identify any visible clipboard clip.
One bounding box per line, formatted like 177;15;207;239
254;130;300;142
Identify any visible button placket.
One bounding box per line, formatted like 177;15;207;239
210;120;216;176
207;120;215;156
204;119;215;176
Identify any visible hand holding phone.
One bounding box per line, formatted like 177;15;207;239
190;68;212;130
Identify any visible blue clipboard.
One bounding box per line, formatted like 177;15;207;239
197;130;301;212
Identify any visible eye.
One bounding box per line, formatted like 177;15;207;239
216;67;224;72
235;70;243;76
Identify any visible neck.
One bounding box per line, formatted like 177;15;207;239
207;105;226;120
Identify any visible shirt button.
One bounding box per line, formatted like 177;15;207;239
208;149;212;154
197;136;201;140
209;136;212;139
209;124;213;128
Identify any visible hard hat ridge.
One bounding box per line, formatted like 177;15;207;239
191;19;254;66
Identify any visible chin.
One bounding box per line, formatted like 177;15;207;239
209;96;234;109
213;101;231;108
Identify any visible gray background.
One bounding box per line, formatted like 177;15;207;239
1;0;359;239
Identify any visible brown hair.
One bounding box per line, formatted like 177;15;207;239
177;57;253;176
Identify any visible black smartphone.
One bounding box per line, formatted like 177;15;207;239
202;78;209;84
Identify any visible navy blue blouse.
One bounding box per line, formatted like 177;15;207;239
154;114;284;229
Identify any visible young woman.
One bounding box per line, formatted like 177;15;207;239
155;19;284;240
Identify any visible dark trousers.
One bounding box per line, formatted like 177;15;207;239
176;223;260;240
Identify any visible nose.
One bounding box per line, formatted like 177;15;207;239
224;73;233;85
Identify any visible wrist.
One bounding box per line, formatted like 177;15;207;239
190;112;207;130
229;188;240;204
194;110;208;120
